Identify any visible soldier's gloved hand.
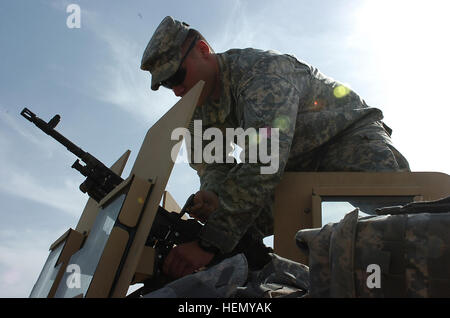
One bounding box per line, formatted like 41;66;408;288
188;190;219;223
163;241;215;279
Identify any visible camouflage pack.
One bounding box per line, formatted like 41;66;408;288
296;196;450;297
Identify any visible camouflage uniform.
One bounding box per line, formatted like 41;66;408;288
142;253;309;298
143;254;249;298
188;49;410;254
141;17;410;255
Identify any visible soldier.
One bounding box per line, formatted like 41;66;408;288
140;16;410;279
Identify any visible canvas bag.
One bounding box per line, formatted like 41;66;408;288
296;196;450;297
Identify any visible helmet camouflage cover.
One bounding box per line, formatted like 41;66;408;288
141;16;190;90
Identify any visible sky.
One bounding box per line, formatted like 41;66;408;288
1;0;449;298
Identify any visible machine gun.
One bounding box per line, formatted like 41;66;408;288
22;106;272;297
149;194;273;269
20;108;204;258
20;107;124;203
136;193;273;297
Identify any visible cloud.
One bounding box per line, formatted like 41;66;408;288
0;111;87;217
212;0;273;51
77;11;179;126
0;228;64;298
43;1;176;125
0;106;65;159
0;169;86;217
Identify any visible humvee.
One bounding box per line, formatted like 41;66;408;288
26;81;450;298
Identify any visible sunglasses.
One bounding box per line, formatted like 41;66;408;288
160;35;199;89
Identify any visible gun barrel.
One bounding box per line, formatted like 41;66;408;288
20;107;124;203
21;107;86;158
